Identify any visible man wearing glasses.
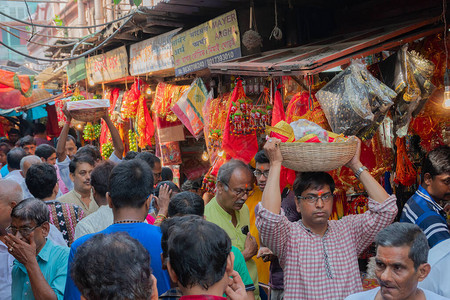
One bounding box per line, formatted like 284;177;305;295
256;138;398;299
205;159;260;300
248;151;301;300
4;198;69;300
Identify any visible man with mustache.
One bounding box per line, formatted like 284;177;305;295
345;222;449;300
205;159;260;300
57;155;98;215
400;145;450;249
257;138;397;299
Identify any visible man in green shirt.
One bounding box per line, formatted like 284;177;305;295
205;160;260;299
5;198;69;300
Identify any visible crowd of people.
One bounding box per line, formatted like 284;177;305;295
0;108;449;300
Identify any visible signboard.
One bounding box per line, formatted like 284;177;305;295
172;10;241;76
129;28;181;76
86;46;128;83
67;57;86;85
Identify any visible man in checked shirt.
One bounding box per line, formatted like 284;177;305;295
256;137;398;299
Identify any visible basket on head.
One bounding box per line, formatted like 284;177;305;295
67;99;110;122
279;137;358;172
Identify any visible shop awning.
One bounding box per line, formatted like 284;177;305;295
209;16;443;76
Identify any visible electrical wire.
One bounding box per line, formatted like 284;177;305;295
443;0;448;71
0;25;90;48
23;0;36;42
0;22;88;40
0;14;134;62
0;8;136;29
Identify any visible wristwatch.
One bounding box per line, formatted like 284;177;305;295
354;166;368;179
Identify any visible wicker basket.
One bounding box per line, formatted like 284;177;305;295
67;99;110;122
279;137;358;172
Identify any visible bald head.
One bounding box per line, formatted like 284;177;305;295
20;155;42;178
0;179;23;232
0;179;23;204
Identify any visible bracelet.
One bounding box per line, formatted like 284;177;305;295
354;166;368;179
155;214;167;222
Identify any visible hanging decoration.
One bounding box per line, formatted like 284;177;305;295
394;137;417;186
83;123;101;141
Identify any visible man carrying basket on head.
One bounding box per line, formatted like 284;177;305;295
256;137;397;300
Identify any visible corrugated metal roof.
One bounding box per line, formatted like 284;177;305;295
209;16;443;76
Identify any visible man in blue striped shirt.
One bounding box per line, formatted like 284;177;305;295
400;145;450;248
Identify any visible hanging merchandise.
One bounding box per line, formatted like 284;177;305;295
203;93;232;163
171;78;209;139
136;93;154;148
101;141;114;159
286;91;331;131
121;78;142;120
316;60;396;139
376;45;436;137
128;130;138;151
394;137;417;186
271;85;285;126
83;123;101;141
160;141;182;165
242;0;262;51
222;79;259;164
152;82;189;122
251;87;272;134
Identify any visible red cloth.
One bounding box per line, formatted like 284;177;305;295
45;105;62;137
271;89;285;126
221;80;258;164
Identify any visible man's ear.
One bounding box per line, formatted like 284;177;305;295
150;274;158;300
69;172;75;183
40;157;45;163
226;251;235;275
106;192;113;208
216;181;224;194
423;173;433;187
294;198;302;214
9;201;17;209
52;183;59;197
166;260;179;284
417;263;431;282
41;222;50;238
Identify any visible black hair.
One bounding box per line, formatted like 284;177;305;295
108;159;153;209
254;150;270;164
181;178;203;192
7;147;27;170
91;161;116;197
77;145;102;161
421;145;450;183
0;142;11;155
168;191;204;218
25;163;57;199
19;135;36;147
293;172;335;198
124;151;138;161
34;123;47;135
35;144;56;160
154;181;180;198
376;222;429;270
167;216;231;289
11;198;49;225
69;155;95;174
161;167;173;181
8;128;20;135
135;152;156;169
71;232;153;300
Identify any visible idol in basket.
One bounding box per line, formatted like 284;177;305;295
255;137;398;300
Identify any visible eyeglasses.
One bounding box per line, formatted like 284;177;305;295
253;170;270;178
6;224;42;237
297;193;334;204
222;182;254;198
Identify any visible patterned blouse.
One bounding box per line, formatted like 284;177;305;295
44;200;85;246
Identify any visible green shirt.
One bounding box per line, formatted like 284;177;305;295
205;197;260;299
12;239;69;300
231;246;255;291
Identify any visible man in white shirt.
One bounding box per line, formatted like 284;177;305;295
345;223;450;300
4;148;30;199
74;161;116;239
0;179;65;300
419;237;450;298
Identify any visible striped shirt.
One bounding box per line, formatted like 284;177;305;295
400;186;450;248
256;195;397;300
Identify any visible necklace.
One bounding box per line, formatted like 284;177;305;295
114;219;143;224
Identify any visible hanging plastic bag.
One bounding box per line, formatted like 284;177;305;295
222;79;258;164
316;60;396;136
171;78;209;139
